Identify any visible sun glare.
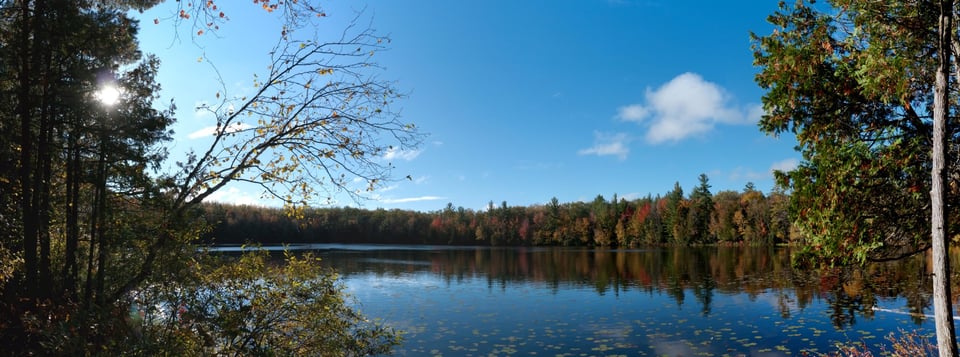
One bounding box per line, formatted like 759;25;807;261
95;85;121;106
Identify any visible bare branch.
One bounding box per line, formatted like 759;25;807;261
172;10;422;209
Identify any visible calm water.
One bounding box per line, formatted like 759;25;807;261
304;245;953;356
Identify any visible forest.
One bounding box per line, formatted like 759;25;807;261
0;1;411;354
203;174;795;247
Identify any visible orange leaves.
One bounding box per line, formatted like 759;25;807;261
252;0;281;13
179;9;191;19
820;40;832;52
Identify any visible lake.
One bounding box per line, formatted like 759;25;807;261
302;244;952;356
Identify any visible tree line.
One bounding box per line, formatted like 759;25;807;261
203;174;794;247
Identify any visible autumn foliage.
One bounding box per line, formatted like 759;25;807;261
201;175;794;248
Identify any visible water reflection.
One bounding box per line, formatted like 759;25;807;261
317;246;942;330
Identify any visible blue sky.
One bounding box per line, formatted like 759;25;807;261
135;1;798;212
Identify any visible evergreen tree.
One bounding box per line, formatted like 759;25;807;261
753;0;958;352
663;182;687;243
689;174;714;243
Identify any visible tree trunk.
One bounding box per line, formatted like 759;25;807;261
94;147;108;305
15;0;37;299
35;85;51;299
931;1;957;356
64;131;79;299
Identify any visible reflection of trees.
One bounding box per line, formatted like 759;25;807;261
777;293;794;318
318;246;945;325
693;276;715;316
824;284;868;329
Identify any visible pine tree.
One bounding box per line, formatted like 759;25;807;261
689;174;714;244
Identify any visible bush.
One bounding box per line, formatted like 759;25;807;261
828;329;936;357
129;248;401;356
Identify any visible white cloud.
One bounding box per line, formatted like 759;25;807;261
187;122;252;139
383;147;421;161
205;187;263;206
770;158;799;173
380;196;446;204
616;104;649;121
724;160;798;185
745;103;765;123
618;72;762;144
578;132;630;160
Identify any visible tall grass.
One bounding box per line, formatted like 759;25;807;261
827;329;936;357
